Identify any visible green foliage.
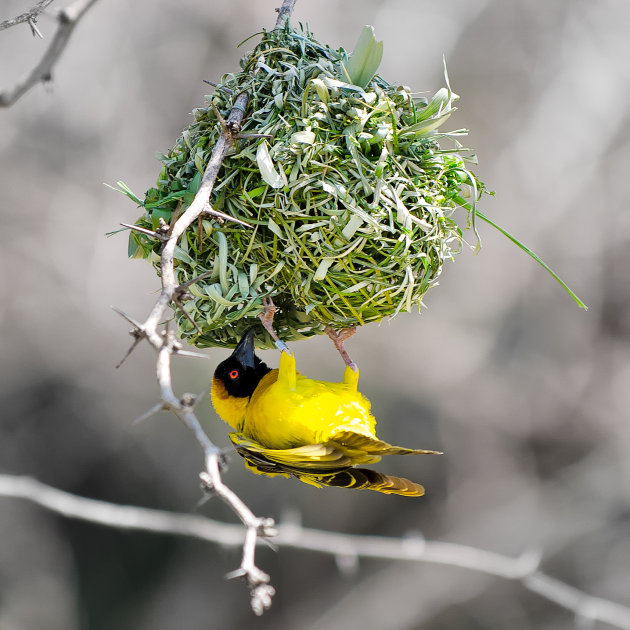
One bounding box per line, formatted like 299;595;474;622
340;26;383;88
126;24;489;348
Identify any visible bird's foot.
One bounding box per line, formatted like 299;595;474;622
325;326;357;371
258;297;289;353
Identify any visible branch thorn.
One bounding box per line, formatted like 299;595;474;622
28;17;43;38
203;79;234;95
132;402;165;425
120;222;168;242
111;306;144;332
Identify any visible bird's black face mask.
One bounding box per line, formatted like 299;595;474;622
213;329;271;398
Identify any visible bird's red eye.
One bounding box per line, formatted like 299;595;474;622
229;369;239;380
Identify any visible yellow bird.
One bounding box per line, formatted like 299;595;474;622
211;328;440;496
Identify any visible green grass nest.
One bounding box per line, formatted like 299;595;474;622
124;24;488;348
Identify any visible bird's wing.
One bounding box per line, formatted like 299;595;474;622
229;432;427;496
229;432;355;470
329;429;442;457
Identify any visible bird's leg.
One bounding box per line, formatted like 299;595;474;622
258;297;290;353
325;326;357;372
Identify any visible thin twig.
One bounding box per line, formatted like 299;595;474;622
120;223;168;242
172;295;203;334
177;270;215;291
0;0;56;32
0;0;100;107
202;204;253;228
1;474;629;629
275;0;297;29
108;2;299;614
203;79;234;95
125;83;268;617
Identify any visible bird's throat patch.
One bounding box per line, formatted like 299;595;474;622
211;378;249;431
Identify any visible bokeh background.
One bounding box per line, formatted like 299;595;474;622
1;1;629;628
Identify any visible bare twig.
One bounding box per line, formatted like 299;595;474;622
2;474;629;629
201;204;253;228
113;90;279;613
275;0;297;29
172;295;203;334
177;269;215;291
203;79;234;95
120;223;169;242
201;460;277;613
108;2;301;614
0;0;100;107
0;0;56;32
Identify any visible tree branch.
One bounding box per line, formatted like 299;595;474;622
123;90;280;613
275;0;297;29
107;1;300;615
1;474;629;629
0;0;100;107
114;89;278;612
0;0;56;33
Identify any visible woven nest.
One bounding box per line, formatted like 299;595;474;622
125;24;485;348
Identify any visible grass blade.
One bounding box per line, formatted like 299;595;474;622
475;210;587;310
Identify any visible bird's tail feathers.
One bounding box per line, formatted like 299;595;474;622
330;430;442;457
308;467;426;496
232;438;426;497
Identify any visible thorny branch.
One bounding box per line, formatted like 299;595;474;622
2;474;630;629
0;0;100;107
0;0;56;35
110;2;301;611
114;91;278;614
274;0;297;29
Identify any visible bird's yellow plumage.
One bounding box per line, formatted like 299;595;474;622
243;352;375;448
211;329;439;496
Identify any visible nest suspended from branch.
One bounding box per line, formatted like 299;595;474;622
123;24;486;348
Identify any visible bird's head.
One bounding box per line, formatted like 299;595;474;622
213;328;270;397
211;329;271;429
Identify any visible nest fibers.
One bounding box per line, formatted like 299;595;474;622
125;24;485;348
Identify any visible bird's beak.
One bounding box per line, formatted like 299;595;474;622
231;328;257;369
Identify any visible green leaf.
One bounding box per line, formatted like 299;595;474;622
183;171;203;204
205;284;241;307
267;217;284;238
242;185;267;200
173;245;194;264
340;26;383;89
127;232;141;258
144;190;186;209
291;130;316;145
310;78;329;104
476;210;587;310
106;181;144;206
414;87;455;122
256;140;287;189
151;207;171;229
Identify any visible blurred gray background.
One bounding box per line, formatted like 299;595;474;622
1;1;629;628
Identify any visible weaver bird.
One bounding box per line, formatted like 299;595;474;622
211;326;440;496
